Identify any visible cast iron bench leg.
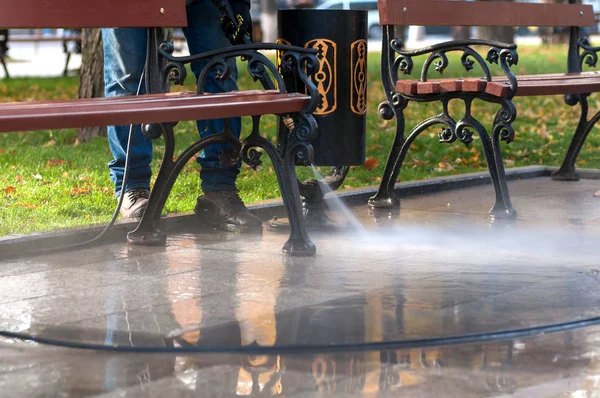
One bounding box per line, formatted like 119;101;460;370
367;103;405;209
63;51;71;77
552;93;600;181
127;121;242;246
243;117;316;256
369;27;519;220
128;116;316;256
0;56;9;79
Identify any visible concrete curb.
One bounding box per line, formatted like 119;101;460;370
1;166;597;259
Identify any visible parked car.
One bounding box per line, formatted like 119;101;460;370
315;0;381;39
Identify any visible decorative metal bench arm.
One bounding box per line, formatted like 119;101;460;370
128;39;322;256
157;42;320;164
370;28;521;220
578;37;600;70
159;43;318;102
389;38;519;99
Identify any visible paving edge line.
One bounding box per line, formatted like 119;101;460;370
1;166;597;259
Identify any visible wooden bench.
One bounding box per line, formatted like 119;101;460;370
0;30;8;78
0;0;321;256
369;0;598;220
0;29;81;78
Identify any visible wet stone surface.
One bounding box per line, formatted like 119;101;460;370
1;176;600;396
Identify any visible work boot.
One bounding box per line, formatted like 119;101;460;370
119;187;150;220
194;190;263;232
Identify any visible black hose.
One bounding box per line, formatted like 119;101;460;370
12;71;147;257
2;316;600;354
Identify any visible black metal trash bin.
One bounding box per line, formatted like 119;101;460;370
278;9;367;166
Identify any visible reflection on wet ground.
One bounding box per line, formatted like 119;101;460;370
1;176;600;396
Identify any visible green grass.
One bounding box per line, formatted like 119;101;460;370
1;44;599;236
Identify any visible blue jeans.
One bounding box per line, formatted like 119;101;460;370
102;1;241;197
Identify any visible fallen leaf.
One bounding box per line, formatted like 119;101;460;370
435;161;455;172
32;174;43;180
0;149;4;153
46;159;67;167
70;187;91;196
43;140;57;148
363;157;380;171
15;175;22;182
3;186;16;194
406;160;427;167
14;203;38;209
539;123;548;139
437;161;453;170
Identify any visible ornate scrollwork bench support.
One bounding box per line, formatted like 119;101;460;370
368;26;519;220
552;33;600;181
127;30;320;256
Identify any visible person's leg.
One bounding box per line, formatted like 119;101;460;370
183;2;241;193
184;3;262;230
102;28;152;218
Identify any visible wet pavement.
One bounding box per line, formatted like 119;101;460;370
1;175;600;396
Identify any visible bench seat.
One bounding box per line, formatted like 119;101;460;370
0;90;311;133
397;72;600;98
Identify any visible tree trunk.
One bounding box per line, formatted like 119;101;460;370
76;29;105;144
260;0;278;43
475;0;514;44
452;26;471;41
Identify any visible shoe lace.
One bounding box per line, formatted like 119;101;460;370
126;188;149;202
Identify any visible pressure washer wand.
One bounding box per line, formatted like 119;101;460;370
210;0;275;90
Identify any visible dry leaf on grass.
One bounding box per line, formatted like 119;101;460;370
363;157;380;171
3;186;16;194
46;159;67;167
14;203;38;209
70;187;92;196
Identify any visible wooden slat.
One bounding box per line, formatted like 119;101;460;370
397;80;418;95
396;79;469;95
462;79;487;92
0;0;187;29
0;91;311;133
515;77;600;96
440;79;462;93
8;35;81;43
417;81;441;94
485;82;511;97
491;72;600;96
395;73;600;98
378;0;595;28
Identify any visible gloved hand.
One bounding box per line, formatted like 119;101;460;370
222;0;252;45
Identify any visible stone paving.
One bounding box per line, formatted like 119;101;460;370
0;175;599;397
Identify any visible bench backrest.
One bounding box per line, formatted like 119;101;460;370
377;0;595;28
0;0;187;29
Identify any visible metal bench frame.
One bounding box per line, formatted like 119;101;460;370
0;0;321;256
369;0;599;220
130;29;320;255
